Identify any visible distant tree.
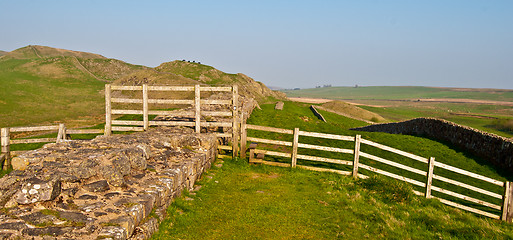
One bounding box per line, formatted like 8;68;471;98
294;88;301;90
355;84;358;88
198;62;201;64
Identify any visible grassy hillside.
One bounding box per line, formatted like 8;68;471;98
0;46;283;128
0;45;146;127
0;50;7;57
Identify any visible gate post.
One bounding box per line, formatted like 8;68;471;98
1;127;10;170
425;157;435;198
502;181;512;221
195;85;201;133
352;135;361;179
240;112;247;158
143;84;149;130
105;84;112;136
291;128;299;168
232;85;239;158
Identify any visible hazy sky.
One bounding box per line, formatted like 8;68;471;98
1;0;512;89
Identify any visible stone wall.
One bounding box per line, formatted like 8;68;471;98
0;127;217;240
352;118;513;172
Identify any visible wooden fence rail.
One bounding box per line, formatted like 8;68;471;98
105;84;240;157
241;122;513;221
0;124;108;169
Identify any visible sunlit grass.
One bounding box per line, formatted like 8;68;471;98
153;158;513;239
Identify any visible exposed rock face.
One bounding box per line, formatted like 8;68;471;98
0;127;217;239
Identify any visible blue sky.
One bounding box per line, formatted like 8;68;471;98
1;0;512;89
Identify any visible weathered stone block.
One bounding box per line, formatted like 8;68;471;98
83;180;110;193
132;217;159;240
11;156;29;171
15;177;61;204
22;226;71;237
110;215;135;237
112;154;131;176
98;225;128;240
125;148;147;171
101;166;124;187
73;159;99;179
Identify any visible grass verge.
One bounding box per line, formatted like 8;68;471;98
153;157;513;239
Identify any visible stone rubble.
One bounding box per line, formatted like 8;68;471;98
0;127;217;239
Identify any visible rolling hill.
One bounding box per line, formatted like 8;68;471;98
0;45;283;128
0;51;7;57
0;45;147;128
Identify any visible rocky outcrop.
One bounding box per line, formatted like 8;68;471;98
352;118;513;172
0;127;217;239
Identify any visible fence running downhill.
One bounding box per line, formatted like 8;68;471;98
240;122;513;221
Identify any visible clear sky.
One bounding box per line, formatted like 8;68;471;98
1;0;512;89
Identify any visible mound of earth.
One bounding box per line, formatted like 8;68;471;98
115;60;286;102
6;45;106;59
319;100;386;123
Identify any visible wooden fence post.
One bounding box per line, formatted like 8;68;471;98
195;84;201;133
502;181;512;221
56;124;66;143
1;127;10;170
232;85;239;158
352;135;361;179
143;84;149;130
425;157;435;198
240;112;247;158
291;128;299;168
105;84;112;136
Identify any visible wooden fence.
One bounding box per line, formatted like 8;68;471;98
0;124;104;169
105;84;239;157
241;123;513;221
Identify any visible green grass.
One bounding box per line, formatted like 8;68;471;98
284;86;513;102
153;157;513;239
0;57;106;127
245;101;510;216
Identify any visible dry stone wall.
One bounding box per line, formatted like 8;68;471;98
352;118;513;172
0;127;217;240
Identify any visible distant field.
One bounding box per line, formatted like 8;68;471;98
284;86;513;102
283;86;513;138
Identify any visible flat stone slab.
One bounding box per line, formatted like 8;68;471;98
0;127;217;239
275;101;284;110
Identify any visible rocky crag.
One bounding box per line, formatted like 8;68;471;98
0;127;217;239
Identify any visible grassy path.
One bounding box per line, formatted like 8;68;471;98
152;158;513;239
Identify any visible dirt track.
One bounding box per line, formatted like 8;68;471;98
287;97;333;104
